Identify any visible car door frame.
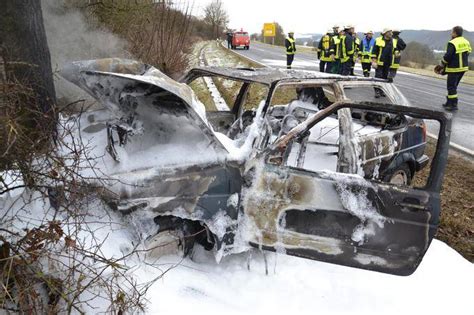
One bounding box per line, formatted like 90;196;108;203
242;100;451;276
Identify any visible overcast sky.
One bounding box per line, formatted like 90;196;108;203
192;0;473;35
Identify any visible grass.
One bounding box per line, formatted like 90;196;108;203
399;64;474;85
189;79;216;111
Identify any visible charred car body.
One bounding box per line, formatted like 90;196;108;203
62;59;451;276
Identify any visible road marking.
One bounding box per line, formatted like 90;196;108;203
396;83;471;106
230;45;473;155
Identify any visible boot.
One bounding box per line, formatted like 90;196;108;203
444;97;458;111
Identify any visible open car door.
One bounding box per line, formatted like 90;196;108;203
242;101;451;276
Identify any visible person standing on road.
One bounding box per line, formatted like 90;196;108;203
371;28;394;97
435;26;472;111
351;27;361;75
331;26;342;74
360;31;375;77
388;29;406;81
285;31;296;69
318;29;335;73
226;31;233;49
339;25;354;75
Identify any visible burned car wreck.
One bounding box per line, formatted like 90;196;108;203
61;58;451;276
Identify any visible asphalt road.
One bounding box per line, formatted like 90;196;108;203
232;42;474;153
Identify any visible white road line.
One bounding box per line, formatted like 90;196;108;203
230;45;473;156
396;83;471;106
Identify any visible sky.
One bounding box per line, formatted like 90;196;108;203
191;0;473;35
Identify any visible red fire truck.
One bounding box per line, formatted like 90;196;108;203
231;30;250;50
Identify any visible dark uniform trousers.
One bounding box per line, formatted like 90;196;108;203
361;62;371;77
319;61;332;73
375;65;390;81
341;60;353;75
447;72;465;105
287;54;295;69
331;60;341;74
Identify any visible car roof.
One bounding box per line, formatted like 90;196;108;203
184;67;388;86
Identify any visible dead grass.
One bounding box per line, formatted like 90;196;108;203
413;140;474;261
189;79;216;111
399;64;474;85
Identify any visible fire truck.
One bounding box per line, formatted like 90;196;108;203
231;29;250;50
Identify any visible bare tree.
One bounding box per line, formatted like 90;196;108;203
203;0;229;39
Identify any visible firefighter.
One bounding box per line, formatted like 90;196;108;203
360;30;375;77
388;29;407;81
331;26;342;74
435;26;472;110
285;31;296;69
351;26;360;75
226;31;233;49
371;28;394;97
339;25;354;75
318;29;335;73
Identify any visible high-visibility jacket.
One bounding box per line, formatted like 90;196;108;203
318;34;335;61
442;36;472;73
353;36;361;61
371;36;394;66
339;35;354;63
285;37;296;55
361;36;375;63
390;37;406;69
333;35;341;60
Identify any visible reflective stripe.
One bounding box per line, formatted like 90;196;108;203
340;35;353;63
333;35;341;59
374;36;386;66
361;37;374;63
391;38;399;69
286;37;296;55
446;36;472;72
320;35;333;61
447;94;458;99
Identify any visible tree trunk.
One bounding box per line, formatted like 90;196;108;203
0;0;56;114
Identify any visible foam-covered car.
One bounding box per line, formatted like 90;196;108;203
62;59;451;276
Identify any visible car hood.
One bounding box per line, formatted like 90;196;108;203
61;58;226;154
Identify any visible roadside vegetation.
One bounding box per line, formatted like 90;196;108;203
413;142;473;262
0;0;232;312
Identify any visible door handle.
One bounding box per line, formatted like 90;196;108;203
396;202;428;211
395;197;429;211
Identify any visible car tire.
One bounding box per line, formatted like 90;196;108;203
383;163;412;186
145;217;196;259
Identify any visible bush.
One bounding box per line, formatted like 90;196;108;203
69;1;194;78
400;41;435;69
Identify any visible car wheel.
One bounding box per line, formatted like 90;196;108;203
384;163;412;186
145;229;188;258
145;217;196;259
